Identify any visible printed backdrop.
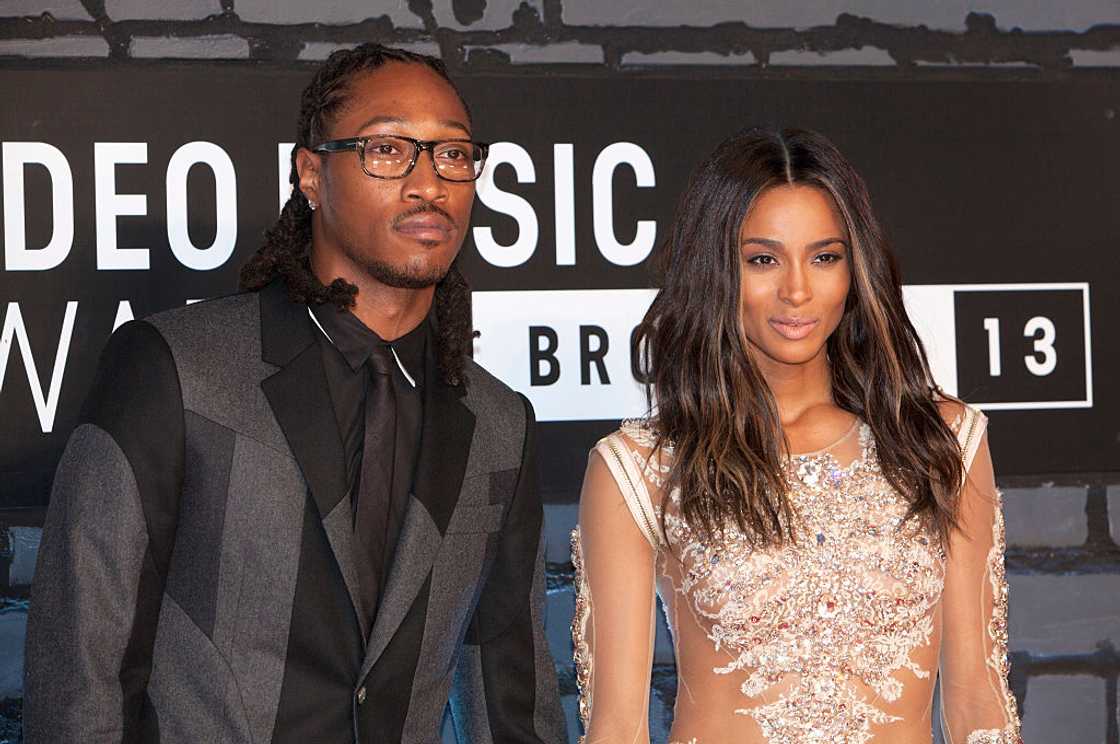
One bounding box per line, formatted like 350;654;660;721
1;65;1117;508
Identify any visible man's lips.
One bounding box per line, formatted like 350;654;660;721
768;317;819;341
393;216;454;242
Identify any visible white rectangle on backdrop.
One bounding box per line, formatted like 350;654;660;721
472;288;657;422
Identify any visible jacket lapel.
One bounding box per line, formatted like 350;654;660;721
359;350;476;680
258;281;367;632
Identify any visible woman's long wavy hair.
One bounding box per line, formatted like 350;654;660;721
636;127;963;548
240;43;474;386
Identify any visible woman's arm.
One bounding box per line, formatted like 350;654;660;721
573;448;659;744
939;421;1023;743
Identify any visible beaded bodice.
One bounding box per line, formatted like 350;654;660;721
571;411;1021;744
657;421;944;742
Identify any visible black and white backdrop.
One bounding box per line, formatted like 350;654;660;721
1;65;1117;510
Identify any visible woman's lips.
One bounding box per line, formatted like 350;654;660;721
769;317;819;341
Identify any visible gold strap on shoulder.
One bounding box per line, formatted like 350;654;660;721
956;404;988;477
595;435;663;549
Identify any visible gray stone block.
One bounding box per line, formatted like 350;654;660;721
236;0;419;27
0;1;90;19
994;3;1120;31
653;597;674;664
130;34;250;59
1022;675;1106;743
467;42;604;64
432;0;544;30
768;46;894;66
544;503;579;564
931;682;946;744
648;683;672;744
914;59;1039;68
298;40;442;61
1009;574;1120;654
1074;48;1120;67
546;585;575;665
106;0;222;21
561;1;801;27
561;1;1119;31
0;36;109;57
0;610;26;699
622;50;757;66
7;527;41;588
1109;485;1120;545
1003;486;1088;547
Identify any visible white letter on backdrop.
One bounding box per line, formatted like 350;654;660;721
592;142;656;267
2;142;74;271
95;142;149;270
0;301;78;433
473;142;538;268
166;142;238;271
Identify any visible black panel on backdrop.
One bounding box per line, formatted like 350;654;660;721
1;66;1116;509
954;289;1088;406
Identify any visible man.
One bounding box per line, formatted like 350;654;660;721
24;44;567;744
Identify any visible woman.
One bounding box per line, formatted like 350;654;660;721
571;128;1021;744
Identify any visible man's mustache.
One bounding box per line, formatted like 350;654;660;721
392;203;456;227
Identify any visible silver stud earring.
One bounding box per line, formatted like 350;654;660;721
308;200;318;211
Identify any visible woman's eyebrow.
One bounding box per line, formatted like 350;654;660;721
741;237;848;249
741;237;784;248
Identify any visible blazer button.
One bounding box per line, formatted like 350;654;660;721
356;686;367;705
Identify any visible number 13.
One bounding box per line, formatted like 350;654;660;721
983;316;1057;377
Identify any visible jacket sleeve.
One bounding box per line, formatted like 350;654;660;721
448;393;568;744
23;320;185;744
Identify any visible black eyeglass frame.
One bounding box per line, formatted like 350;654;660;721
310;135;490;182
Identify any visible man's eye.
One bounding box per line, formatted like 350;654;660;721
439;148;465;160
366;140;404;157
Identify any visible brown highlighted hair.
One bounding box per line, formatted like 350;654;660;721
240;43;474;385
635;127;963;547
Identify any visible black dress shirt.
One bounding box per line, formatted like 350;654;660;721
309;303;428;619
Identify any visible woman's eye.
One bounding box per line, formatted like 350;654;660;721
747;254;777;266
814;252;843;264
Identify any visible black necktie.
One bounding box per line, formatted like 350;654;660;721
354;343;397;632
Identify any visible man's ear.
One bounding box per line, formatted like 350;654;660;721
296;148;321;208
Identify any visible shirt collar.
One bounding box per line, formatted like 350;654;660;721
308;304;428;387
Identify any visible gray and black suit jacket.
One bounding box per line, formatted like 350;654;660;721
23;280;567;744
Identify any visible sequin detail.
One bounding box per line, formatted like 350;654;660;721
965;491;1022;744
577;414;1021;743
570;527;593;744
966;730;1022;744
662;423;945;743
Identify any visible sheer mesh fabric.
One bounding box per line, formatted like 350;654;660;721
572;406;1021;744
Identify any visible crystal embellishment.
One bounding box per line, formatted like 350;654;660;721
660;423;945;743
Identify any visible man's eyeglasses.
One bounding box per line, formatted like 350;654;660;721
311;135;489;182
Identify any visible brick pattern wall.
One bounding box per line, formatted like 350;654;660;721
2;0;1119;67
2;2;1119;743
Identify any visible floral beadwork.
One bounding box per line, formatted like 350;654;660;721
661;424;945;742
574;412;1021;744
966;491;1022;744
570;527;593;744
